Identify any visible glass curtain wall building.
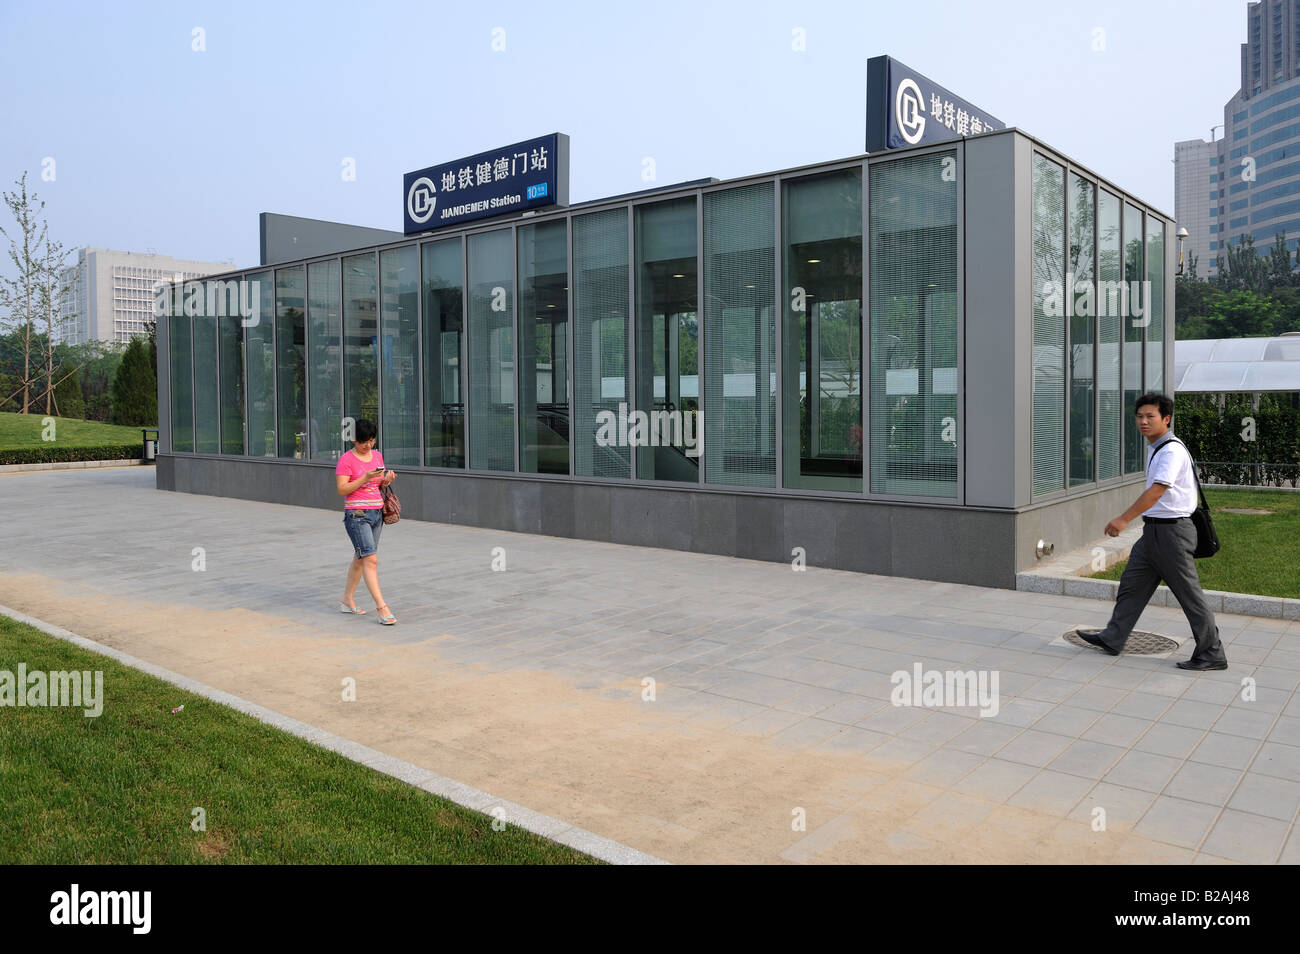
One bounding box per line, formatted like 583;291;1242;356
159;130;1174;588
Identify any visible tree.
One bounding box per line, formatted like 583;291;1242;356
53;364;85;419
109;337;156;426
1268;231;1295;288
0;172;48;413
33;235;71;414
1217;233;1269;294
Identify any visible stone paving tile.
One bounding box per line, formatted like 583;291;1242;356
1049;739;1129;780
948;719;1024;756
1199;810;1293;864
1253;741;1300;782
1068;782;1158;829
1163;762;1246;806
1212;707;1279;740
994;729;1075;768
768;717;845;751
1082;713;1156;748
1226;772;1300;822
952;758;1039;802
902;749;986;788
1133;795;1222;850
1006;769;1095;817
1102;750;1185;793
1133;722;1207;760
1032;704;1104;737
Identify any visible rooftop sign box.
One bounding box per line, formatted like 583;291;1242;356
403;132;570;235
866;56;1004;152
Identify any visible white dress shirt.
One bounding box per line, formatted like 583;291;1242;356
1143;433;1198;518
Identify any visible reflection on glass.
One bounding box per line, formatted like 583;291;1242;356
246;271;274;457
275;266;306;458
782;169;862;492
574;208;629;478
343;253;379;438
468;230;515;471
381;245;420;466
518;221;569;474
704;183;776;487
1031;155;1065;496
217;291;245;455
635;197;698;482
1097;191;1122;480
869;152;959;498
1069;173;1095;487
169;297;193;453
1146;218;1165;394
307;260;342;461
422;239;464;468
1123;202;1144;474
194;307;218;454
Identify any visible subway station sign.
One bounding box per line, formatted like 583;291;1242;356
866;56;1004;152
403;133;570;234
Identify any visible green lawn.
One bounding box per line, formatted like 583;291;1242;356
1090;488;1300;599
0;411;144;449
0;615;599;864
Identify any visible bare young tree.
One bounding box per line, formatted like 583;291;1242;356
0;172;49;413
35;235;72;415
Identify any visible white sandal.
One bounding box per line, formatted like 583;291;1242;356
340;602;366;615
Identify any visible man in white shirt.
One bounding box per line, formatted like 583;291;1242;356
1075;393;1227;671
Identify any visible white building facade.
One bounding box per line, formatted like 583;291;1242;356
57;248;230;346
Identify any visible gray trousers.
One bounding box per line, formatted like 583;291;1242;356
1099;518;1226;663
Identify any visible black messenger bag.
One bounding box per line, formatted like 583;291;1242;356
1150;438;1220;559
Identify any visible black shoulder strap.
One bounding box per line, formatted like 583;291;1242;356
1149;436;1208;510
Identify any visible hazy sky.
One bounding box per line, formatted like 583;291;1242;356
0;0;1246;275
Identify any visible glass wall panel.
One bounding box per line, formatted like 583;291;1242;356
245;271;274;457
422;239;464;468
703;183;776;487
194;307;218;454
307;259;342;461
380;245;420;465
1123;203;1145;473
869;152;959;498
467;229;515;471
574;209;630;478
634;197;698;482
168;296;193;453
1068;173;1096;487
1031;155;1066;496
782;168;863;492
217;281;245;455
275;266;306;458
343;253;379;438
1146;218;1165;394
1097;190;1122;479
517;220;569;474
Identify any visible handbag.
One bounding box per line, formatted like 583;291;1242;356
1150;438;1219;559
381;484;401;525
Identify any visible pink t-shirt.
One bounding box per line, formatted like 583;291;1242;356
336;449;385;509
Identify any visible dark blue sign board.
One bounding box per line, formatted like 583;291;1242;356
403;133;569;234
866;56;1004;152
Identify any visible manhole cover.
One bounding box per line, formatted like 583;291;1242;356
1064;629;1179;655
1219;508;1273;515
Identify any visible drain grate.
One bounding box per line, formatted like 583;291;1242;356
1065;629;1179;655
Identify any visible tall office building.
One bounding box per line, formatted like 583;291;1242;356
56;248;230;346
1175;0;1300;278
1174;137;1218;277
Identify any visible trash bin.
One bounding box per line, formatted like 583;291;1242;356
142;427;159;462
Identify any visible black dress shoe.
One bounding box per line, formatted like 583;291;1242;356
1176;658;1228;671
1075;629;1120;656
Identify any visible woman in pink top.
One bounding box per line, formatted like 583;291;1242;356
335;419;398;624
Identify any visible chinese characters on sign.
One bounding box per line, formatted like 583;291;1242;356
403;133;569;234
866;56;1004;152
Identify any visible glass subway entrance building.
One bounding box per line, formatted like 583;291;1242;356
156;129;1174;588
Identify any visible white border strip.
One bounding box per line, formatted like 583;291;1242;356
0;603;667;866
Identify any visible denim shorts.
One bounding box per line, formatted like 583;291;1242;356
343;507;383;559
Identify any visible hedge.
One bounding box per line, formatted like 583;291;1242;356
1175;394;1300;487
0;443;142;466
